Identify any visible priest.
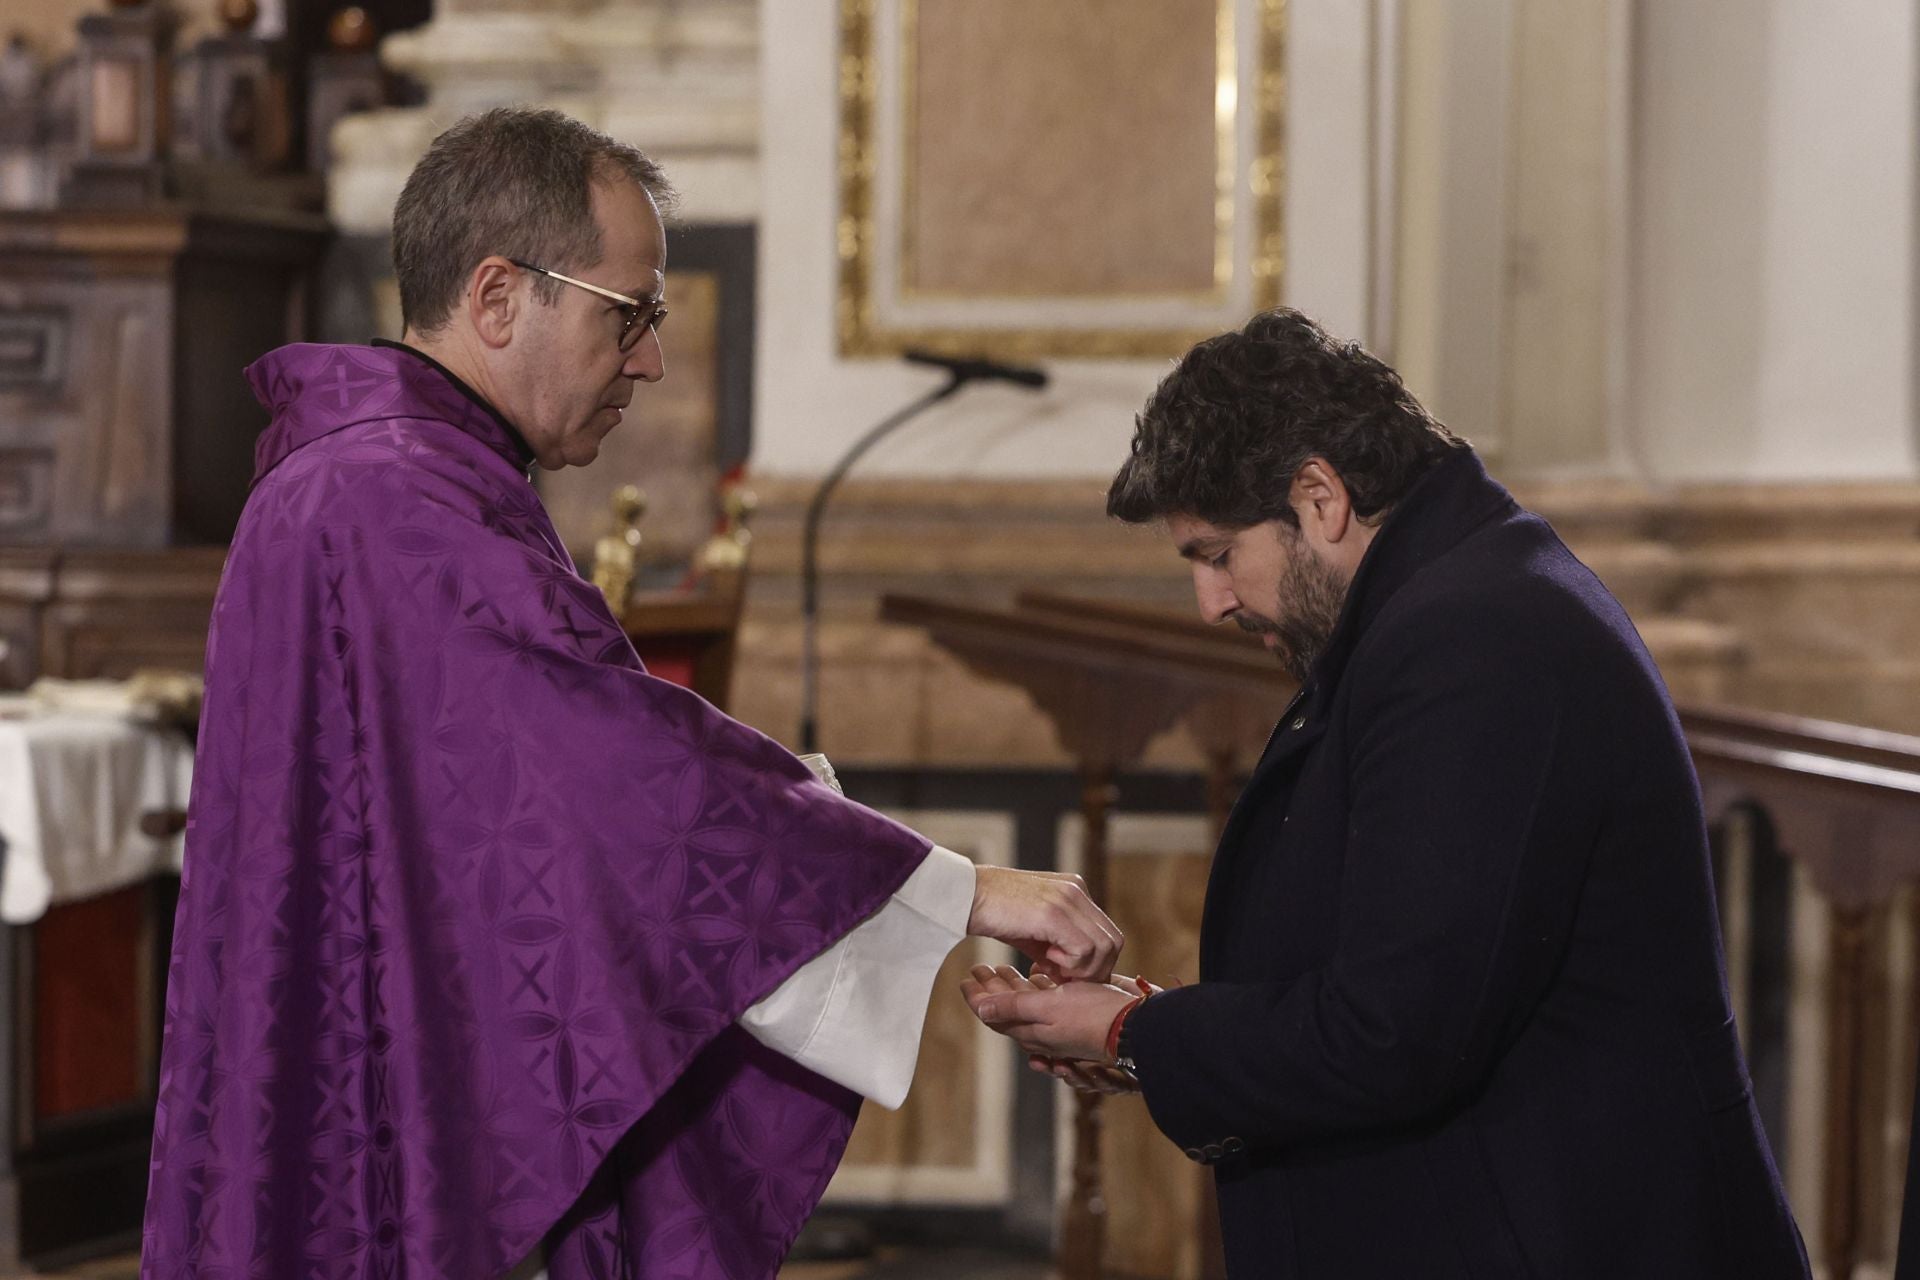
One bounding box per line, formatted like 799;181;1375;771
139;107;1119;1280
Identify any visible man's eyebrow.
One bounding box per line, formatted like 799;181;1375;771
1177;537;1223;562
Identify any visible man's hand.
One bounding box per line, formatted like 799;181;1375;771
960;960;1136;1062
967;866;1122;983
962;965;1143;1095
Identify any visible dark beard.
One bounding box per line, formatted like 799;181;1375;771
1233;531;1349;684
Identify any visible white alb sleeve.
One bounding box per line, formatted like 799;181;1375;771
738;844;975;1110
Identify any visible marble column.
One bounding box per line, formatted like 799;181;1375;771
326;0;758;239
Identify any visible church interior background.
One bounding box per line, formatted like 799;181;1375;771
2;0;1919;1276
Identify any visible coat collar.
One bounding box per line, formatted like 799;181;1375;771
1305;448;1517;697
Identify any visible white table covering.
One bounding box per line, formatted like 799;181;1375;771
0;700;193;923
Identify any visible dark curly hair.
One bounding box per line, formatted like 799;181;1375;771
1108;308;1468;528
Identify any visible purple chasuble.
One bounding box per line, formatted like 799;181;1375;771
141;343;932;1280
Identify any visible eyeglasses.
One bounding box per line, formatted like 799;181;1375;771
508;258;668;352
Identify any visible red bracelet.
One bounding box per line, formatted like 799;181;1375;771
1104;992;1146;1063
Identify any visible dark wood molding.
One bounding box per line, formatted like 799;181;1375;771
0;207;328;548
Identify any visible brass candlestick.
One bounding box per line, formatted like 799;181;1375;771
591;485;646;609
697;482;756;576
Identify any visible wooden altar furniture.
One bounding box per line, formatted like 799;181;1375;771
0;548;225;690
0;710;190;1265
880;592;1293;1280
0;550;55;690
618;484;755;713
0;548;220;1263
0;206;328;547
621;585;747;713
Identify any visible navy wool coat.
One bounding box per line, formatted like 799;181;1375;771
1121;451;1808;1279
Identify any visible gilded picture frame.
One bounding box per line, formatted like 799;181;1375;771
837;0;1286;360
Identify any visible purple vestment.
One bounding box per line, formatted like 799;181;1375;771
140;343;932;1279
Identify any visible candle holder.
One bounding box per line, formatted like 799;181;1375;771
591;485;647;610
0;36;53;208
175;0;292;172
305;6;386;174
61;1;179;206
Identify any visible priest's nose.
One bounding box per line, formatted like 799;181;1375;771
624;325;665;383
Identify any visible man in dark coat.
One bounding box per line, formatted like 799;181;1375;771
964;309;1809;1278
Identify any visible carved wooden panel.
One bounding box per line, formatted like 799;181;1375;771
0;250;173;548
39;549;225;680
0;310;66;389
0;450;53;542
0;208;327;548
0;548;222;686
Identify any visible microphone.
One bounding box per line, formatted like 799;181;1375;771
903;349;1050;390
798;350;1048;752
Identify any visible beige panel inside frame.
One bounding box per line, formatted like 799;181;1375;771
837;0;1287;360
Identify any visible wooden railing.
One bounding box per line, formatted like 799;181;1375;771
1681;704;1920;1280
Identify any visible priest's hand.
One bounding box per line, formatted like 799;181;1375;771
967;866;1122;983
960;960;1136;1063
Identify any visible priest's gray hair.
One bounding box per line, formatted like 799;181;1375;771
391;107;676;336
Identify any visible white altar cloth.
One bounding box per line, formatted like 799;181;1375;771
0;699;193;923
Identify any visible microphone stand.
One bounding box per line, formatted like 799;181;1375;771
799;373;968;754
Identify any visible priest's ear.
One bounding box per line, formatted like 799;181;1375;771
466;256;522;349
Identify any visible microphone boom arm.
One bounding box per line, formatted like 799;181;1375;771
799;373;966;753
